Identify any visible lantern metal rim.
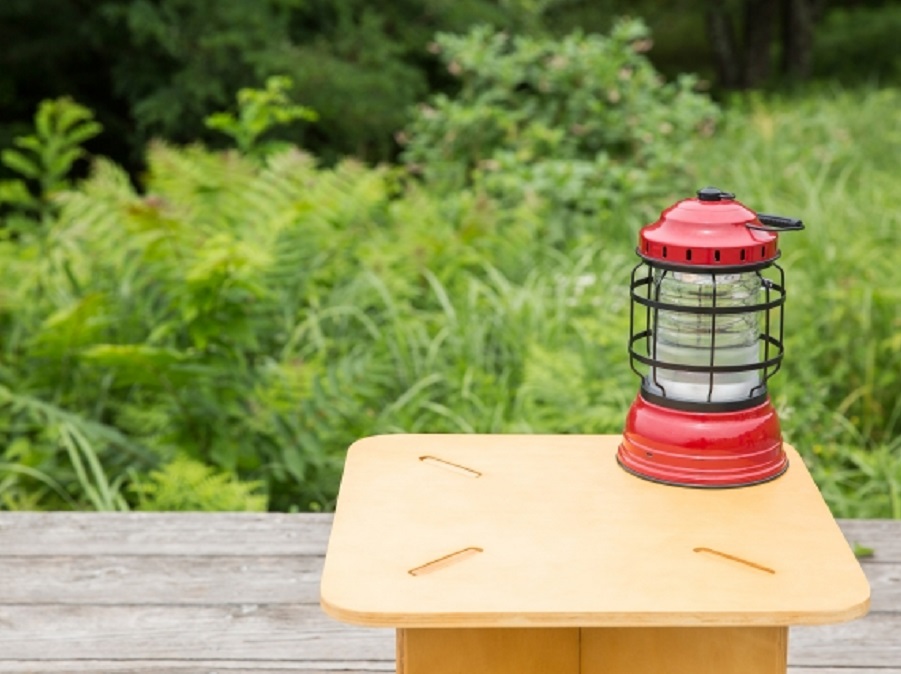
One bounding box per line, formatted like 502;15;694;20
616;451;789;488
638;382;769;413
635;248;781;274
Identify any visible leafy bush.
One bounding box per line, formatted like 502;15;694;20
132;456;267;511
402;19;719;243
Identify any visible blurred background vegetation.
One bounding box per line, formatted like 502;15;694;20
0;0;898;515
3;0;900;170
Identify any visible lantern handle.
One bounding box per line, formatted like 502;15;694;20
749;214;805;232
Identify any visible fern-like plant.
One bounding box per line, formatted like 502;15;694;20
0;98;102;222
132;456;267;511
204;76;317;156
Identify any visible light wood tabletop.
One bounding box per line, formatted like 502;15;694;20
322;434;869;628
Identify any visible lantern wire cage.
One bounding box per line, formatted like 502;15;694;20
627;260;786;412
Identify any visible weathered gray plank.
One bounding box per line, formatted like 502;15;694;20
0;663;391;673
0;513;333;556
789;670;901;673
791;614;901;667
0;604;394;661
0;602;897;667
861;562;901;613
0;555;324;605
838;520;901;562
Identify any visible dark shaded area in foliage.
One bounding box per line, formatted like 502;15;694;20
1;0;899;177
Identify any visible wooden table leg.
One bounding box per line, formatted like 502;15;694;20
398;627;579;674
581;626;788;674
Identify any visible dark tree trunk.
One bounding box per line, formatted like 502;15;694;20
706;0;822;90
743;0;779;87
780;0;815;80
706;6;742;89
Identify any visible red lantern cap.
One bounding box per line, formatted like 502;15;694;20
639;187;779;267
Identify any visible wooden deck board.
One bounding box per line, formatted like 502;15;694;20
0;555;325;604
0;513;330;556
0;663;393;673
0;514;895;672
0;666;888;674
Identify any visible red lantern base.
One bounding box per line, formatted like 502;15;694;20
618;394;788;488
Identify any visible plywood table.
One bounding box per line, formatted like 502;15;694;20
320;434;870;673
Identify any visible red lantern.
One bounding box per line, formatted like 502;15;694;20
618;187;804;487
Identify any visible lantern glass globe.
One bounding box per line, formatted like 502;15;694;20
647;270;762;403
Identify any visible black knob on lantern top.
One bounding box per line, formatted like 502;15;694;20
697;187;736;201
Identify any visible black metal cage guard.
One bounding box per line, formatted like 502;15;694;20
627;261;786;412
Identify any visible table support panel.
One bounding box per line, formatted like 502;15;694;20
398;626;787;674
399;627;579;674
583;626;787;673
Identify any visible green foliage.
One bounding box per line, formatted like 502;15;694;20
0;385;143;511
40;139;632;510
99;0;308;150
402;20;719;244
0;0;544;167
0;98;102;226
0;45;647;509
814;4;901;85
853;542;875;559
205;76;317;155
694;86;901;517
0;27;899;518
1;97;101;193
132;456;267;511
2;0;900;176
